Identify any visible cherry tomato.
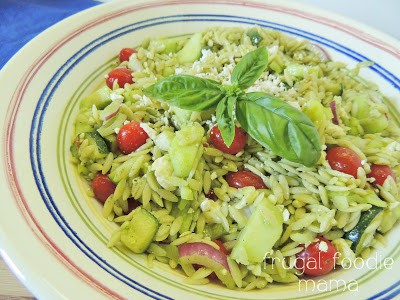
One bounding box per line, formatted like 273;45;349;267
106;68;133;89
212;240;230;255
119;47;137;62
117;121;149;154
225;170;266;189
368;164;396;186
296;237;337;276
92;174;116;203
209;125;246;154
326;146;363;178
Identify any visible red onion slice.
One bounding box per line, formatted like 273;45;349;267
330;100;339;125
309;43;330;61
178;242;235;288
178;242;229;270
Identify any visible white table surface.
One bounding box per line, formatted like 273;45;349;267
0;0;398;299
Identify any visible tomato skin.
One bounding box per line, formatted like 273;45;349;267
106;68;133;89
117;121;149;154
225;170;266;189
212;240;230;255
326;146;363;178
295;237;337;276
92;174;116;203
119;48;137;62
368;164;396;186
209;125;246;154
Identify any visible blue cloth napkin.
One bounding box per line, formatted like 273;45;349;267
0;0;100;69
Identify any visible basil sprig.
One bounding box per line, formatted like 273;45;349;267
236;92;321;167
143;47;321;166
144;75;225;111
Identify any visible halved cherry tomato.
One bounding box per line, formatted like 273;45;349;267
209;125;246;154
117;121;149;154
225;170;266;189
92;173;116;203
296;237;337;276
106;68;133;89
368;164;396;186
119;47;137;62
326;146;363;178
212;240;230;255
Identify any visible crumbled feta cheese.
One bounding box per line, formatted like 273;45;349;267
247;73;286;96
110;92;124;102
268;45;278;56
128;54;144;72
139;123;157;140
318;241;328;252
114;127;120;134
199;49;212;62
174;67;183;74
141;95;152;106
283;209;290;222
387;141;400;151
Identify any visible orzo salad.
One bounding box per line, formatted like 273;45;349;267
70;26;400;290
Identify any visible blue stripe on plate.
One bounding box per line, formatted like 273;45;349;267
367;281;400;300
29;13;400;299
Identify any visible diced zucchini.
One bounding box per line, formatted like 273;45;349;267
302;100;325;131
285;64;319;79
177;33;203;64
204;223;227;240
230;198;283;264
247;29;263;46
325;82;343;96
154;130;175;152
379;206;400;233
346;92;388;133
71;132;109;159
85;132;109;154
168;123;204;178
180;186;194;201
120;207;160;253
70;138;80;159
269;60;284;74
351;93;370;119
344;206;383;255
74;109;97;134
359;114;388;133
149;36;187;54
103;134;118;153
80;85;112;110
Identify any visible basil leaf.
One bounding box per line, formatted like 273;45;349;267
144;75;225;111
236;92;321;166
216;96;237;147
231;47;268;90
